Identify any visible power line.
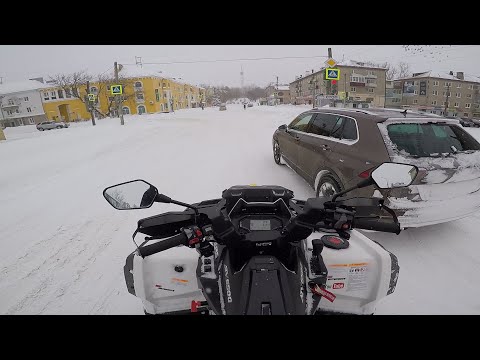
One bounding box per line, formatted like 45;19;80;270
121;55;329;66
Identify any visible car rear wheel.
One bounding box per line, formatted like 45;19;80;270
316;174;342;197
273;141;285;165
38;128;44;131
56;126;63;129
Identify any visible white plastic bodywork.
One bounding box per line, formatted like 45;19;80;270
131;229;395;315
306;230;394;315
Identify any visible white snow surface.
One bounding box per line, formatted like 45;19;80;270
0;80;50;95
1;104;480;315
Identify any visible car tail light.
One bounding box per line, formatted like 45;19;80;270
358;167;375;179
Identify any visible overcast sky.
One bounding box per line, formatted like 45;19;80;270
1;45;479;87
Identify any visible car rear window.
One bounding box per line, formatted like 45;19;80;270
308;114;357;141
387;123;480;157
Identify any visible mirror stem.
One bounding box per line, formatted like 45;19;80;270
332;178;373;202
171;200;199;215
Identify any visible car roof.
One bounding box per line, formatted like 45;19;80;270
306;107;450;123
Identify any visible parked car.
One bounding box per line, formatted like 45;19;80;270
37;121;69;131
459;118;475;127
272;108;480;228
219;103;227;111
247;103;254;107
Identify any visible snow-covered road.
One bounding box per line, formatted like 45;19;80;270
1;104;480;314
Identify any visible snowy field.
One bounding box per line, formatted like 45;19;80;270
1;104;480;315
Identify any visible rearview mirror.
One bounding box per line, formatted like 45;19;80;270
103;180;158;210
278;124;287;130
371;162;418;189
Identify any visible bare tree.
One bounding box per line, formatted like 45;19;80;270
398;62;411;78
95;73;136;118
49;71;92;102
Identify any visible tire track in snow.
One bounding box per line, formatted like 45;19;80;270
2;215;123;314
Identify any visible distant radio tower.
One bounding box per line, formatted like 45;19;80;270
240;65;244;92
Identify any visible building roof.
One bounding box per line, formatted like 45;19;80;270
0;80;50;96
276;85;290;91
290;59;387;84
117;65;201;87
396;71;480;84
336;60;388;70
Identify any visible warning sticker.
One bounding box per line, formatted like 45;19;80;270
171;278;189;286
347;265;368;291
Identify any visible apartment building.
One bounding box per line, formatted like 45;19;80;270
40;67;206;122
289;60;387;108
394;71;480;118
265;84;291;105
0;80;49;127
385;80;403;108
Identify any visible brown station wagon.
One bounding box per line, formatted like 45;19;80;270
272;108;480;228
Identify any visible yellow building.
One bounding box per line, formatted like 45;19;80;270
40;67;206;122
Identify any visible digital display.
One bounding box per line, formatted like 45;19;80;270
250;219;271;231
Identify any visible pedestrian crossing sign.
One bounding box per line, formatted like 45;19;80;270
111;85;123;95
325;68;340;80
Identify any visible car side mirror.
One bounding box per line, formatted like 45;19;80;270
278;124;287;131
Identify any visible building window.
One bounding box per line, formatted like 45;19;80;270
445;82;452;87
24;96;29;101
155;89;160;102
122;106;130;114
433;81;439;86
443;91;450;97
161;104;164;111
454;102;459;108
367;70;374;75
368;88;374;93
28;117;34;124
413;99;418;104
137;105;146;114
350;76;365;83
15;109;19;113
7;110;13;115
58;89;64;99
468;84;474;90
134;81;143;89
43;92;50;101
466;103;471;108
432;90;438;95
51;91;57;100
456;93;461;98
466;93;472;98
350;87;356;92
136;93;144;100
457;83;461;88
464;112;469;117
27;107;32;112
432;100;437;105
18;119;23;126
414;90;418;95
65;88;71;98
8;99;14;105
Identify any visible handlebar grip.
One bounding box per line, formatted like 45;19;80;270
138;232;188;257
354;218;400;234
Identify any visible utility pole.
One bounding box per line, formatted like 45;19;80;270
326;48;332;96
114;62;125;125
86;81;96;126
276;76;279;105
444;83;450;116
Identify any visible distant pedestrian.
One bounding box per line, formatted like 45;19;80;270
244;104;246;110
